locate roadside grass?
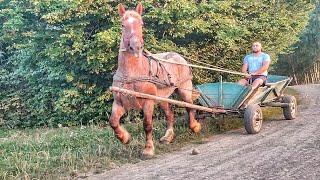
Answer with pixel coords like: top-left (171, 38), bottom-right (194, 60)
top-left (0, 87), bottom-right (299, 179)
top-left (0, 117), bottom-right (241, 179)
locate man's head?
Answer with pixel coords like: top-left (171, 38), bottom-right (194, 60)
top-left (252, 42), bottom-right (262, 53)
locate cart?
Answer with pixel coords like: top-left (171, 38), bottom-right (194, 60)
top-left (110, 75), bottom-right (297, 134)
top-left (196, 75), bottom-right (297, 134)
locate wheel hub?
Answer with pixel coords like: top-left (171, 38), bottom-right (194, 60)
top-left (253, 110), bottom-right (262, 130)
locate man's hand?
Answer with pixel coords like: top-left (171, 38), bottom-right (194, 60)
top-left (245, 73), bottom-right (252, 79)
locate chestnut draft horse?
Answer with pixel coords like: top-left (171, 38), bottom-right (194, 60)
top-left (110, 2), bottom-right (201, 158)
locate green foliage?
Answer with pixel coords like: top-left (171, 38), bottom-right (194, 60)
top-left (274, 1), bottom-right (320, 84)
top-left (0, 0), bottom-right (315, 128)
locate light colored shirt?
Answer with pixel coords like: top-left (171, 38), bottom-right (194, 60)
top-left (243, 52), bottom-right (270, 76)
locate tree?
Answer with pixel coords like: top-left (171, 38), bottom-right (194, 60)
top-left (274, 1), bottom-right (320, 84)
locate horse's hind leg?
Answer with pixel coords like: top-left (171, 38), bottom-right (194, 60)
top-left (177, 81), bottom-right (201, 133)
top-left (109, 101), bottom-right (131, 144)
top-left (142, 100), bottom-right (155, 158)
top-left (159, 102), bottom-right (175, 144)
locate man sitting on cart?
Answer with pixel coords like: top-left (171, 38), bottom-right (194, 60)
top-left (238, 41), bottom-right (271, 89)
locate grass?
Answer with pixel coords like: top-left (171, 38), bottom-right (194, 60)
top-left (0, 118), bottom-right (241, 179)
top-left (0, 87), bottom-right (300, 179)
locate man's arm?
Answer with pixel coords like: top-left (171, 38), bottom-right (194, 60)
top-left (242, 56), bottom-right (251, 78)
top-left (252, 60), bottom-right (270, 75)
top-left (241, 63), bottom-right (252, 79)
top-left (241, 63), bottom-right (248, 74)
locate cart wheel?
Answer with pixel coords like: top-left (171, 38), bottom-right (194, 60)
top-left (244, 104), bottom-right (263, 134)
top-left (282, 95), bottom-right (297, 120)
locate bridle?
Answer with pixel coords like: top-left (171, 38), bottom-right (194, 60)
top-left (119, 17), bottom-right (144, 53)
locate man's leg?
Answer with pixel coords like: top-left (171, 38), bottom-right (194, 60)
top-left (251, 78), bottom-right (264, 89)
top-left (238, 78), bottom-right (248, 86)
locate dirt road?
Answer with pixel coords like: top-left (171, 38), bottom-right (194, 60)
top-left (89, 84), bottom-right (320, 180)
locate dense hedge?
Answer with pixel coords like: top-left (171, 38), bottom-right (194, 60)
top-left (0, 1), bottom-right (315, 128)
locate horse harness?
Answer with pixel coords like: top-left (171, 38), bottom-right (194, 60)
top-left (113, 53), bottom-right (193, 92)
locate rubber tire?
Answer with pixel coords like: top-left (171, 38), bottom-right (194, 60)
top-left (282, 95), bottom-right (297, 120)
top-left (244, 104), bottom-right (263, 134)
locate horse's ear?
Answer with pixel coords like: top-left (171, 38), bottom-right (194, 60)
top-left (136, 2), bottom-right (143, 15)
top-left (118, 3), bottom-right (126, 17)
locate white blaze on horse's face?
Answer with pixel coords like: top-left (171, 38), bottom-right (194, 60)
top-left (127, 17), bottom-right (136, 25)
top-left (118, 3), bottom-right (144, 58)
top-left (124, 13), bottom-right (144, 58)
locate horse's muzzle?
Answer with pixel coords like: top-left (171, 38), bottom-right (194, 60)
top-left (130, 45), bottom-right (144, 58)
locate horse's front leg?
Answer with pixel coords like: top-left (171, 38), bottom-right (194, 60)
top-left (159, 102), bottom-right (175, 144)
top-left (109, 101), bottom-right (131, 144)
top-left (142, 99), bottom-right (155, 158)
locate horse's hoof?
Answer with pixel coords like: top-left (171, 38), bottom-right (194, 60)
top-left (159, 138), bottom-right (171, 145)
top-left (160, 137), bottom-right (171, 145)
top-left (120, 130), bottom-right (132, 144)
top-left (160, 129), bottom-right (174, 144)
top-left (141, 141), bottom-right (154, 159)
top-left (141, 148), bottom-right (154, 160)
top-left (191, 122), bottom-right (201, 133)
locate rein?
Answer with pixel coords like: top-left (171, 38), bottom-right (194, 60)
top-left (119, 30), bottom-right (144, 53)
top-left (143, 49), bottom-right (248, 77)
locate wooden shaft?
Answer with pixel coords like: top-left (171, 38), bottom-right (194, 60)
top-left (262, 102), bottom-right (291, 108)
top-left (110, 86), bottom-right (226, 114)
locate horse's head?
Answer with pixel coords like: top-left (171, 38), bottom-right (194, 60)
top-left (118, 2), bottom-right (144, 58)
